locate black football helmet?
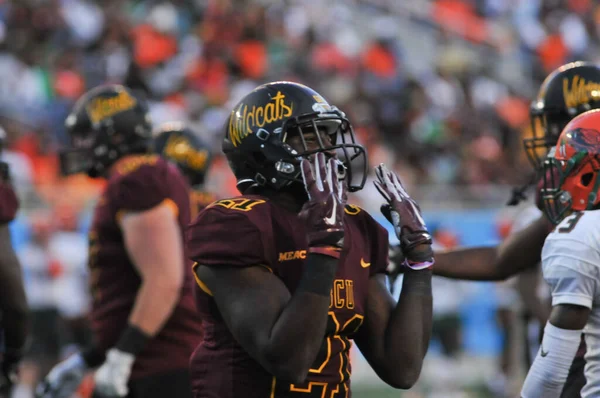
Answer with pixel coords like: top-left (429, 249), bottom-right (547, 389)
top-left (223, 81), bottom-right (367, 193)
top-left (59, 84), bottom-right (152, 178)
top-left (153, 122), bottom-right (212, 187)
top-left (525, 61), bottom-right (600, 171)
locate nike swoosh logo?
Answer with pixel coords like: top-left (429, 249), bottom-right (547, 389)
top-left (360, 258), bottom-right (371, 268)
top-left (541, 346), bottom-right (549, 357)
top-left (324, 200), bottom-right (337, 226)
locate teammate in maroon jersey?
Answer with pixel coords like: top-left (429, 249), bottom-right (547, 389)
top-left (37, 85), bottom-right (201, 398)
top-left (153, 122), bottom-right (216, 217)
top-left (0, 133), bottom-right (28, 396)
top-left (186, 82), bottom-right (434, 397)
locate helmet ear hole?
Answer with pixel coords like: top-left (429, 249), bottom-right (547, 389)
top-left (581, 172), bottom-right (594, 187)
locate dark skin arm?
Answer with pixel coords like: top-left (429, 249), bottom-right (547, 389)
top-left (433, 215), bottom-right (550, 281)
top-left (0, 224), bottom-right (28, 354)
top-left (196, 255), bottom-right (335, 384)
top-left (354, 269), bottom-right (432, 389)
top-left (549, 304), bottom-right (590, 330)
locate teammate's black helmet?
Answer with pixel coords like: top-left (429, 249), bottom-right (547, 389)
top-left (223, 81), bottom-right (367, 193)
top-left (525, 61), bottom-right (600, 171)
top-left (60, 84), bottom-right (152, 178)
top-left (153, 122), bottom-right (212, 187)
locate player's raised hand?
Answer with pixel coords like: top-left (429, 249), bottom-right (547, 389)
top-left (299, 153), bottom-right (346, 258)
top-left (374, 164), bottom-right (433, 270)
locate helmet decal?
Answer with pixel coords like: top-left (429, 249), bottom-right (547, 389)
top-left (311, 94), bottom-right (334, 113)
top-left (86, 89), bottom-right (138, 125)
top-left (164, 133), bottom-right (209, 172)
top-left (228, 91), bottom-right (294, 147)
top-left (563, 76), bottom-right (600, 110)
top-left (568, 127), bottom-right (600, 152)
top-left (153, 122), bottom-right (213, 187)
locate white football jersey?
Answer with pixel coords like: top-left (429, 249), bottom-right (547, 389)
top-left (542, 210), bottom-right (600, 397)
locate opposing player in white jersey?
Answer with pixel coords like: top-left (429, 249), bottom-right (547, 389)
top-left (428, 61), bottom-right (600, 397)
top-left (522, 109), bottom-right (600, 397)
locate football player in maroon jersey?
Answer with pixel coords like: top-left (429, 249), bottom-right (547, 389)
top-left (153, 122), bottom-right (216, 218)
top-left (186, 81), bottom-right (434, 397)
top-left (37, 85), bottom-right (201, 398)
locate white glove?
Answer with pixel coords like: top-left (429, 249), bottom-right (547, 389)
top-left (36, 353), bottom-right (88, 398)
top-left (93, 349), bottom-right (135, 397)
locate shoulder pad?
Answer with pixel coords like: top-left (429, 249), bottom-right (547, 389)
top-left (187, 198), bottom-right (271, 267)
top-left (108, 155), bottom-right (182, 214)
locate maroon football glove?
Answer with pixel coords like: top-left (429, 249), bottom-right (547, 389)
top-left (374, 164), bottom-right (433, 270)
top-left (299, 153), bottom-right (346, 259)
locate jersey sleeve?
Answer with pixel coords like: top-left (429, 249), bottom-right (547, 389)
top-left (186, 207), bottom-right (266, 268)
top-left (355, 207), bottom-right (389, 276)
top-left (108, 163), bottom-right (172, 214)
top-left (371, 222), bottom-right (390, 276)
top-left (542, 239), bottom-right (600, 309)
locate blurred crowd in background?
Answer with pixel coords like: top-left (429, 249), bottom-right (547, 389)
top-left (2, 0), bottom-right (600, 396)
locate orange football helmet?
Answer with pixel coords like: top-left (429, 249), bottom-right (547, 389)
top-left (541, 109), bottom-right (600, 224)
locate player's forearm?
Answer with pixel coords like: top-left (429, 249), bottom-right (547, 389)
top-left (381, 270), bottom-right (432, 388)
top-left (0, 226), bottom-right (28, 352)
top-left (261, 254), bottom-right (337, 383)
top-left (494, 215), bottom-right (548, 278)
top-left (434, 216), bottom-right (549, 281)
top-left (433, 247), bottom-right (504, 280)
top-left (128, 276), bottom-right (181, 336)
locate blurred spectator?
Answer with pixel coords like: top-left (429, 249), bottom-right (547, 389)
top-left (2, 0), bottom-right (597, 204)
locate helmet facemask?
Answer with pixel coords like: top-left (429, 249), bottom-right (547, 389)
top-left (541, 149), bottom-right (600, 224)
top-left (278, 110), bottom-right (367, 192)
top-left (524, 108), bottom-right (570, 172)
top-left (59, 128), bottom-right (99, 177)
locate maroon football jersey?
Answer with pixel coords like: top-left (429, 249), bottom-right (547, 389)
top-left (186, 195), bottom-right (389, 398)
top-left (0, 182), bottom-right (18, 224)
top-left (88, 154), bottom-right (202, 380)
